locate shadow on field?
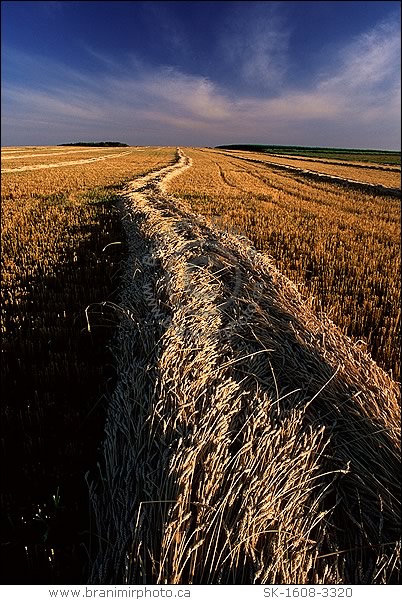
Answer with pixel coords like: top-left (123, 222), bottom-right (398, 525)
top-left (0, 195), bottom-right (124, 583)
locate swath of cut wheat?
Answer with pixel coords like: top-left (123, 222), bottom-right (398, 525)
top-left (1, 145), bottom-right (400, 584)
top-left (88, 149), bottom-right (400, 584)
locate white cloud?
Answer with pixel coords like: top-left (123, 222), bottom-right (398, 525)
top-left (4, 86), bottom-right (105, 121)
top-left (138, 71), bottom-right (232, 121)
top-left (317, 20), bottom-right (401, 114)
top-left (1, 18), bottom-right (400, 149)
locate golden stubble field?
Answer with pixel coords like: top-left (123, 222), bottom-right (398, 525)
top-left (166, 147), bottom-right (401, 379)
top-left (1, 145), bottom-right (400, 584)
top-left (220, 148), bottom-right (401, 188)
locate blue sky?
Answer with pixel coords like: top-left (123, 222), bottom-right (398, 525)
top-left (1, 1), bottom-right (401, 149)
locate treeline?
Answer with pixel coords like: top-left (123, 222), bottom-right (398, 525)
top-left (216, 144), bottom-right (269, 152)
top-left (58, 141), bottom-right (129, 147)
top-left (215, 144), bottom-right (397, 155)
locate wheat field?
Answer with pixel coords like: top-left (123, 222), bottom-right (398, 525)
top-left (1, 145), bottom-right (400, 584)
top-left (166, 148), bottom-right (401, 380)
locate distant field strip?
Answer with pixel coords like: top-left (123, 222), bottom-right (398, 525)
top-left (1, 146), bottom-right (177, 201)
top-left (1, 146), bottom-right (149, 161)
top-left (1, 148), bottom-right (112, 160)
top-left (215, 149), bottom-right (401, 191)
top-left (267, 152), bottom-right (401, 172)
top-left (1, 150), bottom-right (134, 173)
top-left (2, 149), bottom-right (130, 169)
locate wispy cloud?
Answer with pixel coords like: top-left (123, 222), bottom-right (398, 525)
top-left (1, 18), bottom-right (400, 148)
top-left (310, 18), bottom-right (401, 145)
top-left (220, 2), bottom-right (290, 94)
top-left (335, 20), bottom-right (400, 89)
top-left (4, 85), bottom-right (105, 121)
top-left (137, 70), bottom-right (232, 121)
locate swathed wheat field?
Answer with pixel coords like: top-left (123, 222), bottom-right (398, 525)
top-left (1, 145), bottom-right (400, 584)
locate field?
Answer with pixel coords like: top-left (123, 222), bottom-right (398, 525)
top-left (1, 145), bottom-right (401, 584)
top-left (1, 146), bottom-right (178, 582)
top-left (216, 148), bottom-right (401, 189)
top-left (166, 148), bottom-right (401, 379)
top-left (216, 145), bottom-right (402, 165)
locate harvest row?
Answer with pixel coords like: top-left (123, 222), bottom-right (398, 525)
top-left (167, 148), bottom-right (400, 379)
top-left (1, 146), bottom-right (177, 200)
top-left (214, 148), bottom-right (401, 189)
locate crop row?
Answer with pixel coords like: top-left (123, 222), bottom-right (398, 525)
top-left (215, 148), bottom-right (402, 188)
top-left (1, 147), bottom-right (177, 200)
top-left (166, 148), bottom-right (400, 380)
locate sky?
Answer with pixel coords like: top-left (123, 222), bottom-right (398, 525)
top-left (1, 0), bottom-right (401, 149)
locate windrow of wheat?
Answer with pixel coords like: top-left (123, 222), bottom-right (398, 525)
top-left (89, 151), bottom-right (400, 584)
top-left (1, 148), bottom-right (132, 171)
top-left (221, 148), bottom-right (401, 189)
top-left (165, 148), bottom-right (400, 379)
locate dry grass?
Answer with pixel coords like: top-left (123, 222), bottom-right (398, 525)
top-left (1, 146), bottom-right (178, 339)
top-left (1, 146), bottom-right (177, 200)
top-left (165, 148), bottom-right (400, 379)
top-left (2, 146), bottom-right (400, 584)
top-left (220, 148), bottom-right (401, 189)
top-left (1, 187), bottom-right (122, 580)
top-left (89, 151), bottom-right (400, 584)
top-left (1, 147), bottom-right (106, 160)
